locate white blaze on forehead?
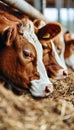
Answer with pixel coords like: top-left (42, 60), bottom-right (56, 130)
top-left (21, 19), bottom-right (52, 96)
top-left (59, 54), bottom-right (67, 70)
top-left (59, 33), bottom-right (65, 54)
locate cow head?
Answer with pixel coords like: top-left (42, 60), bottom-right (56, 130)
top-left (17, 18), bottom-right (53, 96)
top-left (64, 39), bottom-right (74, 70)
top-left (0, 16), bottom-right (53, 97)
top-left (64, 31), bottom-right (74, 70)
top-left (34, 20), bottom-right (68, 79)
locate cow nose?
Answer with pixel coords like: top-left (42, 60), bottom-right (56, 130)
top-left (44, 85), bottom-right (53, 96)
top-left (63, 70), bottom-right (68, 77)
top-left (45, 86), bottom-right (50, 93)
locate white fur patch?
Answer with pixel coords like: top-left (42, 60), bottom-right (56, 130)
top-left (51, 41), bottom-right (68, 79)
top-left (59, 34), bottom-right (67, 70)
top-left (51, 40), bottom-right (66, 68)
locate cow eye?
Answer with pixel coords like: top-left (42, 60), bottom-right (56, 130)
top-left (23, 50), bottom-right (32, 58)
top-left (57, 46), bottom-right (61, 51)
top-left (42, 44), bottom-right (48, 50)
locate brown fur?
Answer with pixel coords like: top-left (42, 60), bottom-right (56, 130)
top-left (64, 40), bottom-right (74, 58)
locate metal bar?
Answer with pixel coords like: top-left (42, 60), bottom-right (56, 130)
top-left (55, 0), bottom-right (63, 23)
top-left (1, 0), bottom-right (47, 21)
top-left (34, 0), bottom-right (46, 14)
top-left (40, 0), bottom-right (46, 14)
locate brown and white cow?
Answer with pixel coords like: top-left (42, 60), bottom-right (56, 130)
top-left (64, 31), bottom-right (74, 70)
top-left (33, 19), bottom-right (68, 79)
top-left (0, 14), bottom-right (53, 97)
top-left (16, 18), bottom-right (54, 96)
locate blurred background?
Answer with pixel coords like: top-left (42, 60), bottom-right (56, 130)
top-left (25, 0), bottom-right (74, 32)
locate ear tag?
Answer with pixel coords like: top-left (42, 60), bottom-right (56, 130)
top-left (42, 33), bottom-right (50, 39)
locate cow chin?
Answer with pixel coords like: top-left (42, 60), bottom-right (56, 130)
top-left (46, 65), bottom-right (68, 80)
top-left (30, 79), bottom-right (53, 97)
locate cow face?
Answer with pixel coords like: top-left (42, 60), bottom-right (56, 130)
top-left (0, 17), bottom-right (40, 91)
top-left (17, 18), bottom-right (53, 97)
top-left (64, 39), bottom-right (74, 70)
top-left (39, 39), bottom-right (67, 79)
top-left (0, 16), bottom-right (53, 97)
top-left (33, 19), bottom-right (67, 70)
top-left (36, 21), bottom-right (68, 79)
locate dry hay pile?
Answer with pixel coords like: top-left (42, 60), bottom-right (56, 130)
top-left (0, 68), bottom-right (74, 130)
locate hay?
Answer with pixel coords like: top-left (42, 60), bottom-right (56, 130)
top-left (0, 68), bottom-right (74, 130)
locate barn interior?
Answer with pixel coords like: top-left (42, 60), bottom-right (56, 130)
top-left (0, 1), bottom-right (74, 130)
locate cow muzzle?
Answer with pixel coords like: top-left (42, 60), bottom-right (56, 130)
top-left (30, 80), bottom-right (53, 97)
top-left (56, 69), bottom-right (68, 80)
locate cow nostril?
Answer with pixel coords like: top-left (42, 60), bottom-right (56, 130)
top-left (45, 86), bottom-right (50, 93)
top-left (63, 71), bottom-right (67, 76)
top-left (43, 85), bottom-right (53, 97)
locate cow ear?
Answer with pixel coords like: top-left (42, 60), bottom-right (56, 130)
top-left (2, 25), bottom-right (17, 46)
top-left (37, 22), bottom-right (62, 41)
top-left (33, 19), bottom-right (46, 34)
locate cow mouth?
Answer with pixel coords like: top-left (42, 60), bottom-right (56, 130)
top-left (30, 79), bottom-right (53, 97)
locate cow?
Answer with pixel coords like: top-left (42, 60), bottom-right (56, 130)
top-left (64, 31), bottom-right (74, 70)
top-left (53, 30), bottom-right (74, 71)
top-left (33, 19), bottom-right (68, 79)
top-left (16, 18), bottom-right (54, 96)
top-left (53, 34), bottom-right (67, 70)
top-left (0, 14), bottom-right (53, 97)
